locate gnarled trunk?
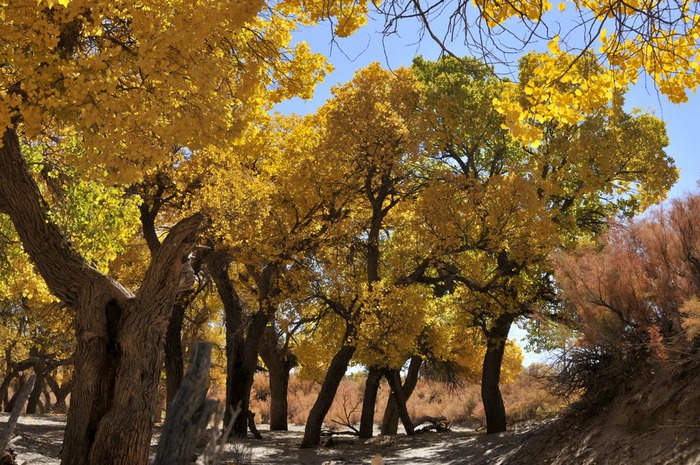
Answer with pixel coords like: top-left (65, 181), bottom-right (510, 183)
top-left (1, 126), bottom-right (202, 465)
top-left (481, 313), bottom-right (514, 434)
top-left (302, 344), bottom-right (355, 447)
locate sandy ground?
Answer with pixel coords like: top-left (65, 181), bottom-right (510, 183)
top-left (1, 414), bottom-right (540, 465)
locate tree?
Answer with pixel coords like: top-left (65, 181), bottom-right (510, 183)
top-left (294, 63), bottom-right (429, 446)
top-left (0, 1), bottom-right (367, 463)
top-left (404, 55), bottom-right (677, 433)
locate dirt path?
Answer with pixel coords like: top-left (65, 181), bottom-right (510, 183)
top-left (1, 414), bottom-right (538, 464)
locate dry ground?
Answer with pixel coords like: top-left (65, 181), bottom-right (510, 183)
top-left (1, 414), bottom-right (540, 465)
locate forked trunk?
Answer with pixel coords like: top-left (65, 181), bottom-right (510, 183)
top-left (380, 356), bottom-right (422, 435)
top-left (481, 313), bottom-right (514, 434)
top-left (386, 369), bottom-right (414, 435)
top-left (302, 344), bottom-right (355, 447)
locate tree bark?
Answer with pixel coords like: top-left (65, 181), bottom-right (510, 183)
top-left (381, 356), bottom-right (422, 435)
top-left (1, 125), bottom-right (203, 465)
top-left (302, 344), bottom-right (355, 447)
top-left (359, 366), bottom-right (382, 438)
top-left (481, 313), bottom-right (514, 434)
top-left (209, 251), bottom-right (280, 439)
top-left (45, 373), bottom-right (72, 413)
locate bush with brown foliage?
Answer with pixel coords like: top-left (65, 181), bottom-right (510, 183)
top-left (553, 192), bottom-right (700, 403)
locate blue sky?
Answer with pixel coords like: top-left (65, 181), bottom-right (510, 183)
top-left (277, 11), bottom-right (699, 365)
top-left (278, 11), bottom-right (699, 199)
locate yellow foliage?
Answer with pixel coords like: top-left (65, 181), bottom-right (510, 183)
top-left (0, 0), bottom-right (366, 183)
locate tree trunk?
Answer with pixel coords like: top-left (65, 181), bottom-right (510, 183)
top-left (46, 374), bottom-right (72, 413)
top-left (1, 125), bottom-right (203, 465)
top-left (481, 313), bottom-right (514, 434)
top-left (0, 373), bottom-right (16, 412)
top-left (209, 251), bottom-right (279, 439)
top-left (359, 366), bottom-right (382, 438)
top-left (164, 296), bottom-right (188, 405)
top-left (5, 375), bottom-right (25, 413)
top-left (302, 344), bottom-right (355, 447)
top-left (259, 327), bottom-right (296, 431)
top-left (386, 369), bottom-right (414, 435)
top-left (267, 366), bottom-right (290, 430)
top-left (25, 370), bottom-right (45, 414)
top-left (0, 374), bottom-right (36, 452)
top-left (381, 356), bottom-right (422, 435)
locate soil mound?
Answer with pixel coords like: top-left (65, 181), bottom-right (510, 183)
top-left (506, 354), bottom-right (700, 465)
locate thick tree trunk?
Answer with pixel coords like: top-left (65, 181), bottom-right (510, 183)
top-left (481, 313), bottom-right (514, 434)
top-left (359, 366), bottom-right (382, 438)
top-left (1, 125), bottom-right (202, 465)
top-left (302, 344), bottom-right (355, 447)
top-left (380, 356), bottom-right (422, 435)
top-left (259, 327), bottom-right (296, 431)
top-left (386, 369), bottom-right (414, 435)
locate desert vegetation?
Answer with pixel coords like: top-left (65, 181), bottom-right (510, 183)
top-left (1, 1), bottom-right (700, 465)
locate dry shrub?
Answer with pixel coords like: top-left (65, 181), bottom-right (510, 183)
top-left (247, 366), bottom-right (565, 429)
top-left (553, 192), bottom-right (700, 404)
top-left (502, 364), bottom-right (568, 423)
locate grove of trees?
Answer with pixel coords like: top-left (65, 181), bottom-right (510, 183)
top-left (1, 1), bottom-right (698, 465)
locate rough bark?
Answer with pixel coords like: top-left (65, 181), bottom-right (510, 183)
top-left (481, 313), bottom-right (514, 434)
top-left (258, 327), bottom-right (297, 431)
top-left (381, 356), bottom-right (422, 435)
top-left (154, 342), bottom-right (217, 465)
top-left (359, 366), bottom-right (382, 438)
top-left (301, 344), bottom-right (356, 447)
top-left (1, 125), bottom-right (203, 465)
